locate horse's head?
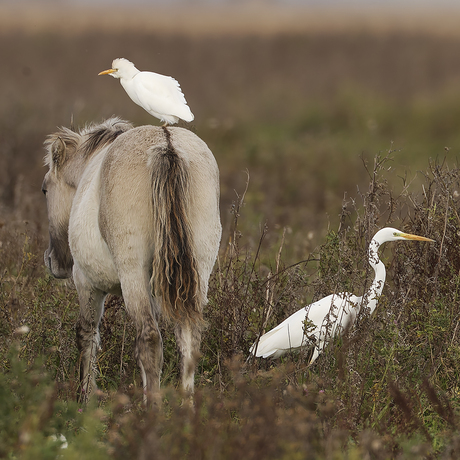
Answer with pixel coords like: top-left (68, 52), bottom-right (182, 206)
top-left (42, 128), bottom-right (80, 278)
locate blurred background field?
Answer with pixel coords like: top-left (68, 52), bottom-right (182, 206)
top-left (2, 2), bottom-right (460, 457)
top-left (2, 2), bottom-right (460, 256)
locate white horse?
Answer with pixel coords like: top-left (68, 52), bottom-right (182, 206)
top-left (42, 117), bottom-right (221, 404)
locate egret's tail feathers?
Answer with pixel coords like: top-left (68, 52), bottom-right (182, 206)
top-left (250, 327), bottom-right (285, 358)
top-left (181, 107), bottom-right (194, 123)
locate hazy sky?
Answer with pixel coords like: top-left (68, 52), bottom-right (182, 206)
top-left (76, 0), bottom-right (458, 4)
top-left (4, 0), bottom-right (460, 5)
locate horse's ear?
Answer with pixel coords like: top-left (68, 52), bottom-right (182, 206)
top-left (51, 136), bottom-right (66, 168)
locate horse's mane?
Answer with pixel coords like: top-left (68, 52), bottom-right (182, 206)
top-left (44, 117), bottom-right (133, 168)
top-left (80, 117), bottom-right (133, 158)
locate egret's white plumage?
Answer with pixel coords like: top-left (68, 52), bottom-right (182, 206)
top-left (99, 58), bottom-right (194, 125)
top-left (250, 227), bottom-right (434, 363)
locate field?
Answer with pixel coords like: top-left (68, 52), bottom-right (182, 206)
top-left (1, 4), bottom-right (460, 458)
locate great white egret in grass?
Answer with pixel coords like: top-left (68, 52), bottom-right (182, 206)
top-left (98, 58), bottom-right (194, 125)
top-left (250, 227), bottom-right (434, 363)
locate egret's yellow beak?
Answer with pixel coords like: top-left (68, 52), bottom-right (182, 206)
top-left (98, 68), bottom-right (116, 76)
top-left (400, 232), bottom-right (435, 242)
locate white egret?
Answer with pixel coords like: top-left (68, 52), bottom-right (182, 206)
top-left (98, 58), bottom-right (194, 125)
top-left (250, 227), bottom-right (434, 363)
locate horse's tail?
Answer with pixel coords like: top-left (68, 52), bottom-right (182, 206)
top-left (150, 127), bottom-right (202, 325)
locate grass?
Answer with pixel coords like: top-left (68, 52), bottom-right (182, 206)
top-left (2, 153), bottom-right (460, 458)
top-left (1, 17), bottom-right (460, 458)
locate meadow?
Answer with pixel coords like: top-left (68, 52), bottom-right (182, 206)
top-left (1, 5), bottom-right (460, 458)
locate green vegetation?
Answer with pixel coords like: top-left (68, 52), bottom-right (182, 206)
top-left (1, 26), bottom-right (460, 458)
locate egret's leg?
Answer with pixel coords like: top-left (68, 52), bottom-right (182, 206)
top-left (309, 347), bottom-right (321, 366)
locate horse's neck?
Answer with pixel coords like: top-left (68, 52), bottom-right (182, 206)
top-left (73, 146), bottom-right (107, 187)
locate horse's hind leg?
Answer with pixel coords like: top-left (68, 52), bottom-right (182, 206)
top-left (121, 274), bottom-right (163, 406)
top-left (74, 267), bottom-right (106, 403)
top-left (175, 321), bottom-right (202, 395)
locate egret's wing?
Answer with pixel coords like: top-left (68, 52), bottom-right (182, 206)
top-left (132, 72), bottom-right (194, 121)
top-left (310, 293), bottom-right (361, 338)
top-left (251, 292), bottom-right (362, 359)
top-left (251, 294), bottom-right (339, 358)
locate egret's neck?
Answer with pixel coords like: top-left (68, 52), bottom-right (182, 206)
top-left (366, 239), bottom-right (386, 314)
top-left (120, 67), bottom-right (140, 81)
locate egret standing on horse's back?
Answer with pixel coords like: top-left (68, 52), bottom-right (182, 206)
top-left (99, 58), bottom-right (194, 126)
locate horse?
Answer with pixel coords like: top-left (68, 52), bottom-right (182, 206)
top-left (42, 117), bottom-right (222, 405)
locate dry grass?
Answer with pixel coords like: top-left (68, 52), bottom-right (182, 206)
top-left (1, 154), bottom-right (460, 458)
